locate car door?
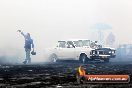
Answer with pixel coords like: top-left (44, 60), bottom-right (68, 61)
top-left (62, 46), bottom-right (75, 60)
top-left (56, 41), bottom-right (67, 59)
top-left (57, 41), bottom-right (75, 60)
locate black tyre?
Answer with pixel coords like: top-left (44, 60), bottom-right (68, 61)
top-left (79, 54), bottom-right (87, 63)
top-left (50, 54), bottom-right (58, 63)
top-left (104, 58), bottom-right (110, 63)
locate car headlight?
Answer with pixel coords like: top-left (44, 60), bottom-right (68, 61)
top-left (109, 51), bottom-right (111, 53)
top-left (112, 51), bottom-right (114, 53)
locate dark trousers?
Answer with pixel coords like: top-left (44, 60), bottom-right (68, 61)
top-left (24, 48), bottom-right (31, 64)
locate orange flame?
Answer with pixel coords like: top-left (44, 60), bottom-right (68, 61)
top-left (78, 66), bottom-right (86, 76)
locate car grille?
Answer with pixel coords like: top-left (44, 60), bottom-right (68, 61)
top-left (99, 51), bottom-right (109, 55)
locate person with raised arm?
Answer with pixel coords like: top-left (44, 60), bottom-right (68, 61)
top-left (17, 30), bottom-right (34, 64)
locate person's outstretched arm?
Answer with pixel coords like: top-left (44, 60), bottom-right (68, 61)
top-left (17, 30), bottom-right (26, 38)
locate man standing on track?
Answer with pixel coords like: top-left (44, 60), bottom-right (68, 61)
top-left (17, 30), bottom-right (34, 64)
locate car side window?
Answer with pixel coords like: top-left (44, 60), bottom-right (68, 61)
top-left (66, 41), bottom-right (75, 48)
top-left (58, 42), bottom-right (66, 48)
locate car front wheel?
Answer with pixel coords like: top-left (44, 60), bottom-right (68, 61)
top-left (104, 58), bottom-right (109, 63)
top-left (79, 54), bottom-right (87, 63)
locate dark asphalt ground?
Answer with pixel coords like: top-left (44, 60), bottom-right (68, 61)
top-left (0, 60), bottom-right (132, 88)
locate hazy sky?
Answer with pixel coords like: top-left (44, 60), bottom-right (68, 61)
top-left (0, 0), bottom-right (132, 62)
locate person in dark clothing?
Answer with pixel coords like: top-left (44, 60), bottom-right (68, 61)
top-left (17, 30), bottom-right (34, 64)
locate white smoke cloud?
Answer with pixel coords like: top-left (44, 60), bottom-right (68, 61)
top-left (0, 0), bottom-right (132, 63)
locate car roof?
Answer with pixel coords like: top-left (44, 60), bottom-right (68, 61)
top-left (58, 39), bottom-right (91, 42)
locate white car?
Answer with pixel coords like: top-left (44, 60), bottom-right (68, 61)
top-left (48, 40), bottom-right (92, 63)
top-left (48, 39), bottom-right (115, 63)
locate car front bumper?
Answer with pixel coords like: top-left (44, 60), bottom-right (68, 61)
top-left (90, 55), bottom-right (111, 60)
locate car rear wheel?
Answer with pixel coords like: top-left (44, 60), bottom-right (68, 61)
top-left (50, 54), bottom-right (58, 63)
top-left (79, 54), bottom-right (87, 63)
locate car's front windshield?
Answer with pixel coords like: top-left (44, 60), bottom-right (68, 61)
top-left (82, 40), bottom-right (90, 46)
